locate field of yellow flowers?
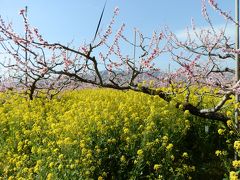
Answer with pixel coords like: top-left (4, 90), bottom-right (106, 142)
top-left (0, 88), bottom-right (238, 179)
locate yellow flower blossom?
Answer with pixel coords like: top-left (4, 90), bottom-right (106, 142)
top-left (46, 173), bottom-right (54, 180)
top-left (98, 176), bottom-right (104, 180)
top-left (120, 155), bottom-right (126, 163)
top-left (226, 111), bottom-right (232, 117)
top-left (154, 164), bottom-right (161, 171)
top-left (232, 160), bottom-right (240, 168)
top-left (178, 104), bottom-right (184, 110)
top-left (137, 149), bottom-right (144, 156)
top-left (48, 162), bottom-right (54, 168)
top-left (230, 171), bottom-right (238, 180)
top-left (217, 129), bottom-right (225, 135)
top-left (123, 128), bottom-right (129, 134)
top-left (59, 154), bottom-right (64, 160)
top-left (166, 143), bottom-right (173, 151)
top-left (58, 164), bottom-right (63, 171)
top-left (234, 141), bottom-right (240, 151)
top-left (182, 152), bottom-right (189, 159)
top-left (0, 89), bottom-right (220, 178)
top-left (85, 170), bottom-right (91, 176)
top-left (184, 110), bottom-right (190, 117)
top-left (162, 136), bottom-right (168, 142)
top-left (227, 120), bottom-right (232, 127)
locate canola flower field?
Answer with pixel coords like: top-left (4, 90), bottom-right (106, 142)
top-left (0, 89), bottom-right (199, 179)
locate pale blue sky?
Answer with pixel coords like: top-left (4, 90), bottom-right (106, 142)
top-left (0, 0), bottom-right (235, 70)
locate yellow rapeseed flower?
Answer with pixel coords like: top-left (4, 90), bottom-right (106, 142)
top-left (59, 154), bottom-right (64, 160)
top-left (70, 164), bottom-right (75, 169)
top-left (230, 171), bottom-right (238, 180)
top-left (8, 176), bottom-right (15, 180)
top-left (215, 150), bottom-right (222, 156)
top-left (137, 149), bottom-right (144, 156)
top-left (154, 164), bottom-right (161, 171)
top-left (162, 136), bottom-right (168, 142)
top-left (234, 141), bottom-right (240, 151)
top-left (123, 128), bottom-right (129, 134)
top-left (166, 143), bottom-right (173, 150)
top-left (58, 164), bottom-right (63, 171)
top-left (182, 152), bottom-right (189, 159)
top-left (102, 172), bottom-right (107, 177)
top-left (16, 161), bottom-right (23, 168)
top-left (98, 176), bottom-right (104, 180)
top-left (85, 170), bottom-right (91, 176)
top-left (184, 110), bottom-right (190, 117)
top-left (22, 167), bottom-right (28, 173)
top-left (227, 120), bottom-right (232, 127)
top-left (232, 160), bottom-right (240, 168)
top-left (226, 111), bottom-right (232, 117)
top-left (46, 173), bottom-right (54, 180)
top-left (48, 162), bottom-right (54, 168)
top-left (178, 104), bottom-right (184, 110)
top-left (120, 155), bottom-right (126, 163)
top-left (217, 129), bottom-right (225, 135)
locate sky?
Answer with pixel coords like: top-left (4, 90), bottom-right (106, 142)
top-left (0, 0), bottom-right (236, 70)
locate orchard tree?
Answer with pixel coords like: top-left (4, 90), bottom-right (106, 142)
top-left (0, 0), bottom-right (238, 124)
top-left (0, 8), bottom-right (76, 99)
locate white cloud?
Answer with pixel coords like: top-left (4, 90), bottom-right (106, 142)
top-left (175, 23), bottom-right (235, 41)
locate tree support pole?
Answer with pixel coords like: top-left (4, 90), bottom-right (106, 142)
top-left (235, 0), bottom-right (240, 160)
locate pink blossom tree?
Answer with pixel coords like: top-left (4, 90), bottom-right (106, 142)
top-left (0, 1), bottom-right (238, 124)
